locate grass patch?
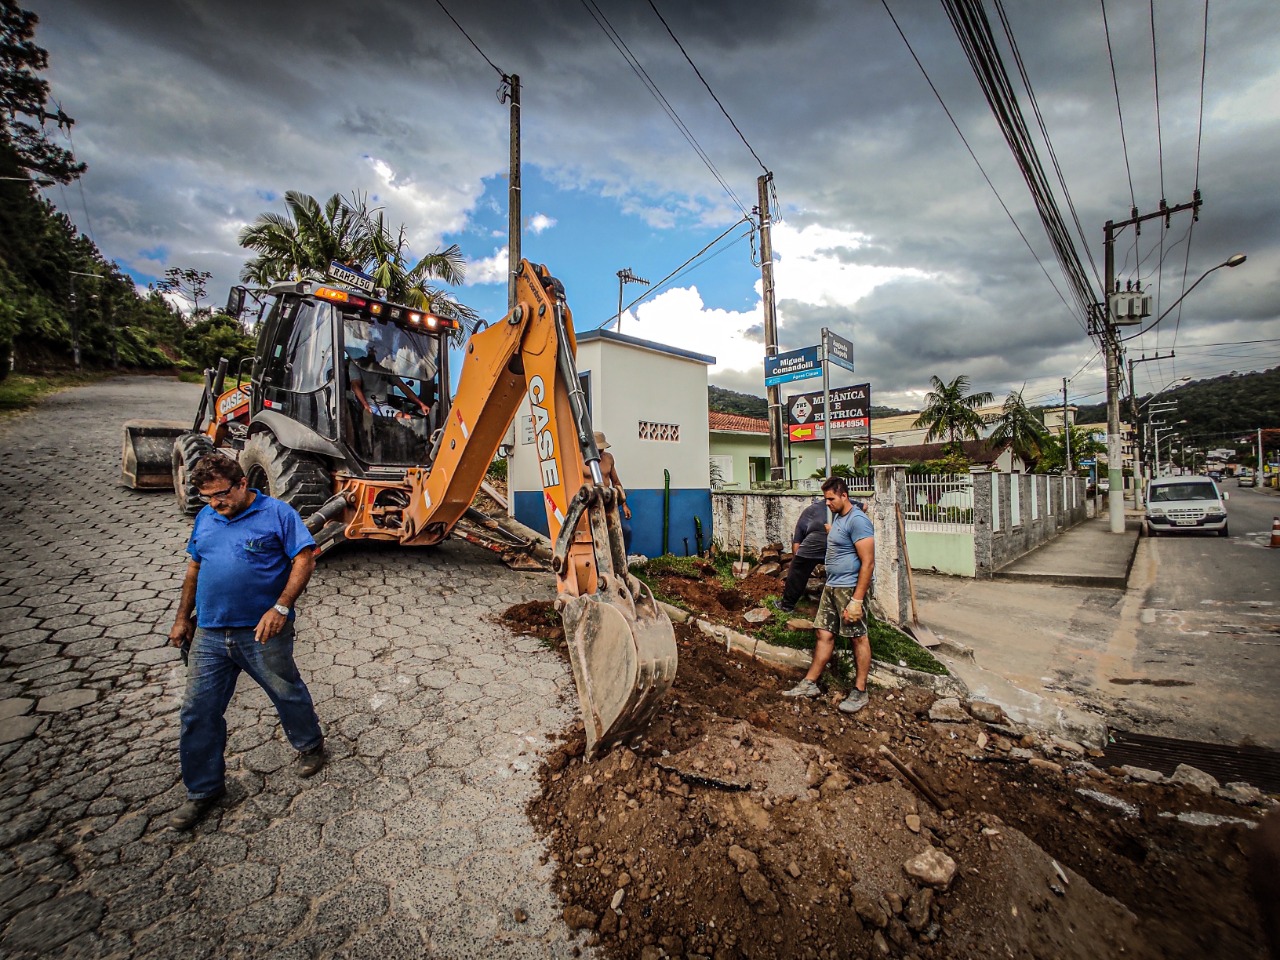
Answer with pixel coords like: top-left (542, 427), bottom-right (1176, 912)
top-left (0, 373), bottom-right (102, 416)
top-left (751, 597), bottom-right (947, 676)
top-left (178, 370), bottom-right (205, 384)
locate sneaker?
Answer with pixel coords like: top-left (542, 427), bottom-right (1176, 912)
top-left (839, 688), bottom-right (869, 715)
top-left (297, 744), bottom-right (326, 778)
top-left (777, 602), bottom-right (796, 613)
top-left (169, 792), bottom-right (223, 831)
top-left (781, 679), bottom-right (821, 698)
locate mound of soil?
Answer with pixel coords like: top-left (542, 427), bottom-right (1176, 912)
top-left (504, 601), bottom-right (1271, 960)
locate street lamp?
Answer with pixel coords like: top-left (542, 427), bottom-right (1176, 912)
top-left (1123, 254), bottom-right (1247, 342)
top-left (1153, 421), bottom-right (1187, 478)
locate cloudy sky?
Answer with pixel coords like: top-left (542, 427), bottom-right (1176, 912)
top-left (31, 0), bottom-right (1280, 411)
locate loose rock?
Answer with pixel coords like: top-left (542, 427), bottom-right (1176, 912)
top-left (1169, 763), bottom-right (1220, 795)
top-left (928, 698), bottom-right (970, 723)
top-left (903, 847), bottom-right (957, 890)
top-left (966, 700), bottom-right (1007, 725)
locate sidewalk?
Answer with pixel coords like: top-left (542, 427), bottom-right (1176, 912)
top-left (992, 514), bottom-right (1141, 589)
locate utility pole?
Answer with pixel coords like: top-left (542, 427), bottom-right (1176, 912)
top-left (1127, 351), bottom-right (1174, 508)
top-left (615, 268), bottom-right (648, 333)
top-left (503, 74), bottom-right (520, 311)
top-left (1062, 378), bottom-right (1071, 470)
top-left (758, 172), bottom-right (784, 480)
top-left (1100, 193), bottom-right (1202, 533)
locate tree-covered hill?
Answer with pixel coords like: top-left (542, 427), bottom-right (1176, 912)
top-left (1068, 367), bottom-right (1280, 443)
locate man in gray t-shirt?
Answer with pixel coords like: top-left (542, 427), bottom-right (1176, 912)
top-left (779, 498), bottom-right (827, 612)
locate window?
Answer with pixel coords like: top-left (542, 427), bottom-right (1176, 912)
top-left (750, 457), bottom-right (771, 483)
top-left (284, 301), bottom-right (334, 394)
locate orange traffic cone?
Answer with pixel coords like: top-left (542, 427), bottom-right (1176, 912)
top-left (1271, 517), bottom-right (1280, 549)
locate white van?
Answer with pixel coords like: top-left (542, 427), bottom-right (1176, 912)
top-left (1145, 476), bottom-right (1229, 537)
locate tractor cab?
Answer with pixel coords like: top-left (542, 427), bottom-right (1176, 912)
top-left (246, 263), bottom-right (460, 476)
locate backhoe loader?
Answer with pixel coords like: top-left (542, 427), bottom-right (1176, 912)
top-left (121, 259), bottom-right (676, 758)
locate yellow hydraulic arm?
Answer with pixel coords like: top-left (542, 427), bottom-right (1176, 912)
top-left (401, 261), bottom-right (676, 758)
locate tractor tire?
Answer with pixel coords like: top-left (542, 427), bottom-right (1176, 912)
top-left (238, 432), bottom-right (331, 519)
top-left (172, 432), bottom-right (216, 516)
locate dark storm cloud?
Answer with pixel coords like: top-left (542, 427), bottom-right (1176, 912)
top-left (29, 0), bottom-right (1280, 403)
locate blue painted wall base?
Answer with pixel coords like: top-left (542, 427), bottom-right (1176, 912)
top-left (513, 488), bottom-right (713, 559)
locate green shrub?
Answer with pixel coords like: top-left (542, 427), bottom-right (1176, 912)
top-left (486, 457), bottom-right (508, 481)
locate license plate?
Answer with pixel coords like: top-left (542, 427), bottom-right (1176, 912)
top-left (1175, 519), bottom-right (1196, 526)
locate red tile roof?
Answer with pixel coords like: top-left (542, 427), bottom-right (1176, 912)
top-left (709, 411), bottom-right (770, 434)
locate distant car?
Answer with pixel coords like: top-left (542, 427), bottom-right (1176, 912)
top-left (1145, 476), bottom-right (1229, 537)
top-left (1238, 473), bottom-right (1257, 487)
top-left (1209, 470), bottom-right (1223, 481)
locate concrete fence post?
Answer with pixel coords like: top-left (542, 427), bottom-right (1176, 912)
top-left (973, 469), bottom-right (994, 579)
top-left (872, 465), bottom-right (912, 626)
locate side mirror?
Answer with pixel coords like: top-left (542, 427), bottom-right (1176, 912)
top-left (1222, 491), bottom-right (1230, 501)
top-left (225, 285), bottom-right (246, 319)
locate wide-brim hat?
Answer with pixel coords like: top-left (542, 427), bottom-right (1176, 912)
top-left (593, 431), bottom-right (610, 449)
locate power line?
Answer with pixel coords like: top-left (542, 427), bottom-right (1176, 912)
top-left (879, 0), bottom-right (1081, 332)
top-left (1099, 0), bottom-right (1136, 215)
top-left (578, 0), bottom-right (750, 219)
top-left (645, 0), bottom-right (769, 175)
top-left (942, 0), bottom-right (1097, 329)
top-left (1149, 0), bottom-right (1165, 202)
top-left (993, 0), bottom-right (1100, 291)
top-left (432, 0), bottom-right (505, 78)
top-left (1170, 1), bottom-right (1212, 353)
top-left (593, 216), bottom-right (754, 329)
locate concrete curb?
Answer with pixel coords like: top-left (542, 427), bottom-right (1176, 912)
top-left (991, 530), bottom-right (1140, 590)
top-left (656, 600), bottom-right (968, 700)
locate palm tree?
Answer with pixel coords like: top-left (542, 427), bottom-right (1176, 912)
top-left (237, 191), bottom-right (480, 340)
top-left (913, 375), bottom-right (994, 452)
top-left (237, 191), bottom-right (364, 281)
top-left (987, 389), bottom-right (1048, 466)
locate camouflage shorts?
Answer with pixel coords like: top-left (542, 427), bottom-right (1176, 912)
top-left (814, 586), bottom-right (868, 639)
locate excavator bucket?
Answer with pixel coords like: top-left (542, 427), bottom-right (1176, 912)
top-left (120, 420), bottom-right (187, 489)
top-left (560, 575), bottom-right (678, 761)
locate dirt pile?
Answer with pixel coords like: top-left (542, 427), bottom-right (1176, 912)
top-left (503, 602), bottom-right (1272, 960)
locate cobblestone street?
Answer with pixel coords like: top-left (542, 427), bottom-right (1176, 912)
top-left (0, 377), bottom-right (591, 958)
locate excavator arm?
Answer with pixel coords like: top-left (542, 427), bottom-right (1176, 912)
top-left (401, 261), bottom-right (676, 759)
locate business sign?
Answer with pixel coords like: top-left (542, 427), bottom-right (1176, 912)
top-left (785, 383), bottom-right (871, 440)
top-left (825, 331), bottom-right (854, 372)
top-left (764, 346), bottom-right (821, 387)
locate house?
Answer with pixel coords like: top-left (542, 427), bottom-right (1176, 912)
top-left (708, 411), bottom-right (874, 488)
top-left (868, 438), bottom-right (1030, 473)
top-left (507, 329), bottom-right (714, 557)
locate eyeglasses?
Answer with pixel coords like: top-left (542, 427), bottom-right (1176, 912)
top-left (197, 482), bottom-right (240, 503)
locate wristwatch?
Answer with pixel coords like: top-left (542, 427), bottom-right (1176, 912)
top-left (272, 603), bottom-right (290, 617)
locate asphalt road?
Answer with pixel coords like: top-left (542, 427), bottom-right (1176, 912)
top-left (1120, 482), bottom-right (1280, 746)
top-left (0, 377), bottom-right (592, 959)
top-left (916, 483), bottom-right (1280, 750)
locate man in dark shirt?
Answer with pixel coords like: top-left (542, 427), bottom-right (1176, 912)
top-left (779, 498), bottom-right (827, 612)
top-left (166, 454), bottom-right (325, 830)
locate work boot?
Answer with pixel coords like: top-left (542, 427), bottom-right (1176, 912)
top-left (781, 679), bottom-right (821, 698)
top-left (169, 792), bottom-right (223, 831)
top-left (839, 687), bottom-right (869, 715)
top-left (297, 743), bottom-right (326, 778)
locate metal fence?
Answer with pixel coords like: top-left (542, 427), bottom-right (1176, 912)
top-left (903, 473), bottom-right (975, 533)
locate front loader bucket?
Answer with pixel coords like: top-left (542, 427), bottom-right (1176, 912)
top-left (561, 577), bottom-right (677, 761)
top-left (121, 420), bottom-right (187, 489)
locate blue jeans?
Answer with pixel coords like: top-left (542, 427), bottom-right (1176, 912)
top-left (180, 625), bottom-right (323, 800)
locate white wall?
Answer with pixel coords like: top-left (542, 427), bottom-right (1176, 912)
top-left (510, 337), bottom-right (711, 496)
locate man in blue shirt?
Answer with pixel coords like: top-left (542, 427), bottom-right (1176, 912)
top-left (779, 498), bottom-right (828, 612)
top-left (167, 454), bottom-right (325, 830)
top-left (781, 476), bottom-right (876, 714)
